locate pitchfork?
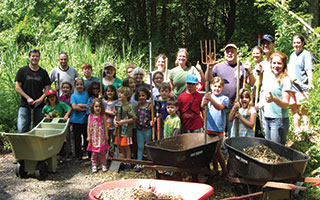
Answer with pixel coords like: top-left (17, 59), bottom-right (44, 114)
top-left (200, 40), bottom-right (216, 144)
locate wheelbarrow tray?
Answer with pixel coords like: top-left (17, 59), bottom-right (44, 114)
top-left (89, 179), bottom-right (214, 200)
top-left (5, 118), bottom-right (69, 161)
top-left (225, 137), bottom-right (310, 181)
top-left (146, 133), bottom-right (222, 169)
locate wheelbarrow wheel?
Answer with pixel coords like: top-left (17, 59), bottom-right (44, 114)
top-left (35, 161), bottom-right (48, 180)
top-left (15, 160), bottom-right (27, 178)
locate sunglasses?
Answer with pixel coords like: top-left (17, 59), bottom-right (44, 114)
top-left (187, 83), bottom-right (197, 85)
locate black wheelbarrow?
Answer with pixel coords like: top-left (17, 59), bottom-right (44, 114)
top-left (225, 137), bottom-right (310, 181)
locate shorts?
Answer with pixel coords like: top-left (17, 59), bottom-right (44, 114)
top-left (290, 91), bottom-right (308, 105)
top-left (114, 135), bottom-right (132, 146)
top-left (207, 130), bottom-right (224, 136)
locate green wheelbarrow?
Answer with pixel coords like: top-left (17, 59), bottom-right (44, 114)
top-left (5, 118), bottom-right (69, 180)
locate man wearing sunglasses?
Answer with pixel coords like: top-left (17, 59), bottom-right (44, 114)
top-left (15, 49), bottom-right (51, 133)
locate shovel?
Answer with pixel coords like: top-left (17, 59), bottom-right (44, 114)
top-left (109, 105), bottom-right (122, 172)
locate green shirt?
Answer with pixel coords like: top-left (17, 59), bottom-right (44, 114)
top-left (114, 102), bottom-right (136, 137)
top-left (42, 101), bottom-right (70, 118)
top-left (169, 66), bottom-right (199, 99)
top-left (164, 114), bottom-right (181, 138)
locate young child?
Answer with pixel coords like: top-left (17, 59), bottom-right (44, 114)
top-left (103, 85), bottom-right (118, 153)
top-left (113, 86), bottom-right (136, 170)
top-left (59, 81), bottom-right (74, 157)
top-left (154, 82), bottom-right (171, 139)
top-left (70, 78), bottom-right (89, 161)
top-left (122, 77), bottom-right (138, 159)
top-left (87, 98), bottom-right (109, 173)
top-left (123, 77), bottom-right (137, 108)
top-left (201, 77), bottom-right (229, 180)
top-left (152, 71), bottom-right (164, 99)
top-left (86, 81), bottom-right (102, 115)
top-left (229, 88), bottom-right (257, 137)
top-left (177, 74), bottom-right (203, 133)
top-left (82, 63), bottom-right (99, 90)
top-left (42, 89), bottom-right (71, 121)
top-left (164, 100), bottom-right (181, 138)
top-left (134, 86), bottom-right (154, 172)
top-left (60, 81), bottom-right (73, 106)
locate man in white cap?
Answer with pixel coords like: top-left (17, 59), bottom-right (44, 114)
top-left (206, 43), bottom-right (255, 136)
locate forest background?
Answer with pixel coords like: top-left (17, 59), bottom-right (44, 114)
top-left (0, 0), bottom-right (320, 196)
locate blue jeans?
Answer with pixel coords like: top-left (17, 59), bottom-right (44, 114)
top-left (136, 129), bottom-right (152, 160)
top-left (265, 117), bottom-right (289, 145)
top-left (17, 106), bottom-right (44, 133)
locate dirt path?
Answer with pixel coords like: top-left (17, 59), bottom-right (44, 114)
top-left (0, 152), bottom-right (237, 199)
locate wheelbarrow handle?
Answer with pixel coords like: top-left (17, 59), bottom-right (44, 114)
top-left (221, 191), bottom-right (263, 200)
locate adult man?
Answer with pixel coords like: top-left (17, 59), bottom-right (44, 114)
top-left (206, 44), bottom-right (255, 136)
top-left (50, 52), bottom-right (78, 94)
top-left (261, 34), bottom-right (275, 62)
top-left (15, 49), bottom-right (51, 133)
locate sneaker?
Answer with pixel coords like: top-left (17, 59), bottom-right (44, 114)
top-left (134, 164), bottom-right (143, 172)
top-left (102, 165), bottom-right (107, 172)
top-left (92, 166), bottom-right (98, 173)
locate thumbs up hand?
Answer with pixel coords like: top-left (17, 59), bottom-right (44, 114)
top-left (266, 92), bottom-right (275, 103)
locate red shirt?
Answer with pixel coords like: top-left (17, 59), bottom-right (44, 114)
top-left (177, 91), bottom-right (203, 130)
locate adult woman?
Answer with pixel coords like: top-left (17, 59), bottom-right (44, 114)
top-left (131, 67), bottom-right (150, 90)
top-left (263, 52), bottom-right (292, 145)
top-left (288, 35), bottom-right (313, 132)
top-left (169, 48), bottom-right (205, 99)
top-left (102, 62), bottom-right (122, 89)
top-left (147, 54), bottom-right (170, 83)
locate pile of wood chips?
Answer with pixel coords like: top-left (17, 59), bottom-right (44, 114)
top-left (96, 185), bottom-right (184, 200)
top-left (243, 145), bottom-right (290, 164)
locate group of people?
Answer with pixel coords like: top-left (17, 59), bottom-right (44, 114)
top-left (15, 33), bottom-right (313, 175)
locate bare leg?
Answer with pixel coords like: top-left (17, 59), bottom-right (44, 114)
top-left (290, 103), bottom-right (301, 132)
top-left (301, 107), bottom-right (310, 131)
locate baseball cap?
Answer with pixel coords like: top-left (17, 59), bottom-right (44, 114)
top-left (261, 34), bottom-right (275, 43)
top-left (185, 74), bottom-right (198, 84)
top-left (104, 62), bottom-right (115, 69)
top-left (224, 43), bottom-right (238, 50)
top-left (46, 89), bottom-right (57, 96)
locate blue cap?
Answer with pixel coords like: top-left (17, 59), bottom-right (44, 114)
top-left (185, 74), bottom-right (198, 84)
top-left (261, 34), bottom-right (275, 43)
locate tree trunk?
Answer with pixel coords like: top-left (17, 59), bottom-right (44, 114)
top-left (136, 0), bottom-right (148, 40)
top-left (225, 0), bottom-right (236, 43)
top-left (150, 0), bottom-right (157, 39)
top-left (309, 0), bottom-right (319, 27)
top-left (160, 1), bottom-right (168, 49)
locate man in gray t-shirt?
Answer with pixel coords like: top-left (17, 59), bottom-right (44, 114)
top-left (50, 52), bottom-right (78, 94)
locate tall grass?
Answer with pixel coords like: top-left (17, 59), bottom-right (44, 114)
top-left (0, 38), bottom-right (147, 133)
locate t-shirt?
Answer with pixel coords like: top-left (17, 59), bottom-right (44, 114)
top-left (164, 114), bottom-right (181, 138)
top-left (230, 107), bottom-right (256, 137)
top-left (263, 76), bottom-right (292, 118)
top-left (177, 91), bottom-right (203, 130)
top-left (136, 103), bottom-right (152, 130)
top-left (83, 76), bottom-right (100, 90)
top-left (103, 77), bottom-right (123, 90)
top-left (103, 99), bottom-right (118, 130)
top-left (15, 65), bottom-right (51, 107)
top-left (42, 101), bottom-right (70, 118)
top-left (212, 61), bottom-right (245, 107)
top-left (49, 66), bottom-right (78, 91)
top-left (170, 66), bottom-right (200, 99)
top-left (70, 91), bottom-right (89, 124)
top-left (114, 102), bottom-right (136, 137)
top-left (204, 94), bottom-right (229, 132)
top-left (60, 95), bottom-right (71, 106)
top-left (288, 49), bottom-right (313, 91)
